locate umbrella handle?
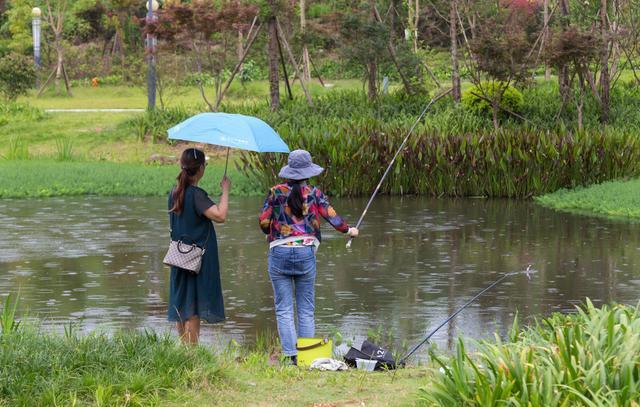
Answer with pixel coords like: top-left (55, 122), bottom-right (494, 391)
top-left (223, 147), bottom-right (230, 178)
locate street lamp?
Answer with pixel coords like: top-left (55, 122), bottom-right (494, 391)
top-left (32, 7), bottom-right (42, 87)
top-left (145, 0), bottom-right (159, 110)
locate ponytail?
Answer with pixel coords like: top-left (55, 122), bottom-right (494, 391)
top-left (170, 148), bottom-right (205, 214)
top-left (287, 180), bottom-right (306, 219)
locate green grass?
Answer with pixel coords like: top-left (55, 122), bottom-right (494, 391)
top-left (419, 300), bottom-right (640, 406)
top-left (20, 80), bottom-right (365, 110)
top-left (0, 327), bottom-right (224, 407)
top-left (0, 160), bottom-right (261, 198)
top-left (535, 178), bottom-right (640, 220)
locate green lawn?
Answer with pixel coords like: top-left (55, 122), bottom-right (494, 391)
top-left (20, 80), bottom-right (365, 110)
top-left (535, 178), bottom-right (640, 220)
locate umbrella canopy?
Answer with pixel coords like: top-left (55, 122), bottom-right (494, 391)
top-left (167, 112), bottom-right (290, 153)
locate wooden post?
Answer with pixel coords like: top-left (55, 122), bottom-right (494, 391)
top-left (276, 32), bottom-right (294, 100)
top-left (275, 18), bottom-right (313, 107)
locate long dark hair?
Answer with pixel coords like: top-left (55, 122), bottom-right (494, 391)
top-left (287, 179), bottom-right (308, 219)
top-left (170, 148), bottom-right (205, 214)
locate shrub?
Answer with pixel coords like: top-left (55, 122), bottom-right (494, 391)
top-left (0, 53), bottom-right (36, 101)
top-left (462, 81), bottom-right (524, 118)
top-left (419, 300), bottom-right (640, 406)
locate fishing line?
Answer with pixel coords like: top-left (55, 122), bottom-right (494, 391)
top-left (398, 265), bottom-right (537, 366)
top-left (346, 88), bottom-right (452, 248)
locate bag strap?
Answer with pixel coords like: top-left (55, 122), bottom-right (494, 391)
top-left (297, 337), bottom-right (328, 351)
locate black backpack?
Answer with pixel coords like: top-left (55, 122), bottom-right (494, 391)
top-left (343, 340), bottom-right (398, 370)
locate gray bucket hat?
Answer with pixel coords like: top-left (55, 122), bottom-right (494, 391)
top-left (278, 149), bottom-right (324, 180)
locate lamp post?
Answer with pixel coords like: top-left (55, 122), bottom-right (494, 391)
top-left (32, 7), bottom-right (42, 88)
top-left (145, 0), bottom-right (159, 110)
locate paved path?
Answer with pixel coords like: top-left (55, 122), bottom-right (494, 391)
top-left (45, 108), bottom-right (145, 113)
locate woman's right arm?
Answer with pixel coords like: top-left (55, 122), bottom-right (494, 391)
top-left (203, 177), bottom-right (230, 223)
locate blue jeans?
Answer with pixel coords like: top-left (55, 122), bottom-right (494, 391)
top-left (268, 245), bottom-right (316, 356)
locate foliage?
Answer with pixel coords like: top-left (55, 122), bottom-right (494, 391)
top-left (2, 0), bottom-right (32, 53)
top-left (125, 106), bottom-right (191, 143)
top-left (0, 326), bottom-right (223, 406)
top-left (419, 300), bottom-right (640, 406)
top-left (462, 81), bottom-right (524, 118)
top-left (536, 178), bottom-right (640, 220)
top-left (0, 160), bottom-right (261, 198)
top-left (0, 52), bottom-right (35, 101)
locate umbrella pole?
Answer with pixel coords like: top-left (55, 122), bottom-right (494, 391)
top-left (223, 147), bottom-right (230, 178)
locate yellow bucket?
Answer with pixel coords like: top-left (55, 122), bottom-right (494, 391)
top-left (296, 337), bottom-right (332, 366)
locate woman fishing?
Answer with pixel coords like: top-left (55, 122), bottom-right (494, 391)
top-left (168, 148), bottom-right (230, 344)
top-left (259, 149), bottom-right (358, 365)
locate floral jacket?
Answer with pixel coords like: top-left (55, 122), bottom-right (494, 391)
top-left (259, 183), bottom-right (349, 242)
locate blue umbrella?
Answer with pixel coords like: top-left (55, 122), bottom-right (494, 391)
top-left (167, 112), bottom-right (290, 174)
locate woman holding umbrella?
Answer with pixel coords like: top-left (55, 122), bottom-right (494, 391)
top-left (259, 150), bottom-right (359, 365)
top-left (168, 147), bottom-right (230, 344)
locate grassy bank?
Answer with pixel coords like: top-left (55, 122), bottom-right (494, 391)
top-left (0, 160), bottom-right (261, 198)
top-left (535, 178), bottom-right (640, 221)
top-left (420, 300), bottom-right (640, 406)
top-left (3, 299), bottom-right (639, 406)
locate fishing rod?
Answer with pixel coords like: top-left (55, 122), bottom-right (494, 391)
top-left (346, 88), bottom-right (453, 249)
top-left (398, 265), bottom-right (537, 366)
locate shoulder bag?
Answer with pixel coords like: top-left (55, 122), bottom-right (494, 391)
top-left (163, 222), bottom-right (211, 274)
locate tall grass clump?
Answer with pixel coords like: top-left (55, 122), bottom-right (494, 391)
top-left (54, 137), bottom-right (75, 161)
top-left (419, 300), bottom-right (640, 406)
top-left (0, 328), bottom-right (224, 406)
top-left (2, 136), bottom-right (30, 160)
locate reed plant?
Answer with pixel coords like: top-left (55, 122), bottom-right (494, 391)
top-left (418, 300), bottom-right (640, 406)
top-left (240, 126), bottom-right (640, 198)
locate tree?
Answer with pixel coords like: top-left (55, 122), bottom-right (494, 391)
top-left (41, 0), bottom-right (72, 95)
top-left (0, 52), bottom-right (35, 100)
top-left (145, 1), bottom-right (257, 110)
top-left (3, 0), bottom-right (33, 54)
top-left (466, 1), bottom-right (541, 128)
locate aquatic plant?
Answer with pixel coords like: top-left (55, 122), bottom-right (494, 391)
top-left (240, 126), bottom-right (640, 198)
top-left (419, 300), bottom-right (640, 406)
top-left (0, 293), bottom-right (20, 335)
top-left (535, 178), bottom-right (640, 220)
top-left (0, 160), bottom-right (260, 198)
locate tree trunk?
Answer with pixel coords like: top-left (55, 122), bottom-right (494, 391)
top-left (414, 0), bottom-right (419, 53)
top-left (300, 0), bottom-right (311, 81)
top-left (558, 0), bottom-right (571, 104)
top-left (450, 0), bottom-right (461, 102)
top-left (237, 30), bottom-right (244, 77)
top-left (267, 16), bottom-right (280, 111)
top-left (55, 43), bottom-right (63, 92)
top-left (600, 0), bottom-right (610, 123)
top-left (544, 0), bottom-right (551, 81)
top-left (367, 0), bottom-right (377, 100)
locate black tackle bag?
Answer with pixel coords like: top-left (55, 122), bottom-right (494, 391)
top-left (344, 340), bottom-right (397, 370)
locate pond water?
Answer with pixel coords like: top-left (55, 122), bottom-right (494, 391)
top-left (1, 196), bottom-right (639, 357)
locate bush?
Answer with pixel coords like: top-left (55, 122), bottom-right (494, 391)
top-left (462, 81), bottom-right (524, 118)
top-left (0, 53), bottom-right (35, 101)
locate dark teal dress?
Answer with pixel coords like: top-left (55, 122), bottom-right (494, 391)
top-left (167, 185), bottom-right (225, 323)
